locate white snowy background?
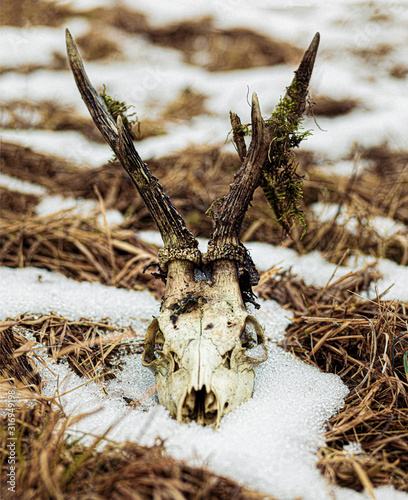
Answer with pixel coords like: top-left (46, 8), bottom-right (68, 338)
top-left (1, 1), bottom-right (408, 499)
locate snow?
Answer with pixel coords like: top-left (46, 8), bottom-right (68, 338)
top-left (0, 129), bottom-right (111, 167)
top-left (311, 202), bottom-right (407, 238)
top-left (137, 230), bottom-right (408, 301)
top-left (38, 344), bottom-right (347, 500)
top-left (35, 194), bottom-right (125, 226)
top-left (5, 267), bottom-right (347, 500)
top-left (2, 259), bottom-right (407, 499)
top-left (1, 1), bottom-right (408, 498)
top-left (0, 27), bottom-right (66, 68)
top-left (343, 441), bottom-right (364, 456)
top-left (0, 172), bottom-right (48, 196)
top-left (0, 266), bottom-right (158, 329)
top-left (0, 0), bottom-right (407, 162)
top-left (320, 159), bottom-right (369, 177)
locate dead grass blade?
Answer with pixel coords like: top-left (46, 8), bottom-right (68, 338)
top-left (0, 212), bottom-right (163, 297)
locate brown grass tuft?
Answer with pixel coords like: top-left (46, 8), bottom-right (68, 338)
top-left (83, 8), bottom-right (302, 71)
top-left (389, 64), bottom-right (408, 79)
top-left (76, 27), bottom-right (121, 61)
top-left (163, 87), bottom-right (209, 120)
top-left (1, 403), bottom-right (273, 499)
top-left (256, 266), bottom-right (408, 493)
top-left (0, 0), bottom-right (72, 27)
top-left (1, 315), bottom-right (144, 387)
top-left (2, 142), bottom-right (407, 266)
top-left (0, 212), bottom-right (163, 297)
top-left (311, 96), bottom-right (359, 117)
top-left (145, 17), bottom-right (302, 71)
top-left (86, 5), bottom-right (149, 34)
top-left (0, 187), bottom-right (39, 217)
top-left (0, 102), bottom-right (104, 143)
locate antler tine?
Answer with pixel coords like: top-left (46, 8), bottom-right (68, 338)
top-left (65, 29), bottom-right (199, 266)
top-left (205, 33), bottom-right (320, 273)
top-left (205, 92), bottom-right (268, 261)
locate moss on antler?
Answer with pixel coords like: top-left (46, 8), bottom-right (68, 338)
top-left (262, 76), bottom-right (311, 238)
top-left (100, 84), bottom-right (138, 139)
top-left (233, 77), bottom-right (311, 238)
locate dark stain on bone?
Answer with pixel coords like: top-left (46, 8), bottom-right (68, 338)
top-left (204, 323), bottom-right (214, 330)
top-left (170, 314), bottom-right (178, 327)
top-left (170, 294), bottom-right (200, 315)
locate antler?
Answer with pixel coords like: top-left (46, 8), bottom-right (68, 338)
top-left (204, 33), bottom-right (320, 278)
top-left (65, 29), bottom-right (199, 269)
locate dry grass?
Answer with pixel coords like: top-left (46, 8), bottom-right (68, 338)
top-left (1, 2), bottom-right (408, 495)
top-left (0, 0), bottom-right (71, 28)
top-left (143, 17), bottom-right (302, 71)
top-left (0, 406), bottom-right (272, 500)
top-left (0, 141), bottom-right (83, 189)
top-left (1, 315), bottom-right (144, 388)
top-left (0, 52), bottom-right (68, 75)
top-left (256, 266), bottom-right (408, 493)
top-left (86, 5), bottom-right (149, 35)
top-left (351, 44), bottom-right (393, 64)
top-left (311, 96), bottom-right (359, 117)
top-left (0, 187), bottom-right (39, 217)
top-left (1, 265), bottom-right (407, 496)
top-left (0, 102), bottom-right (104, 143)
top-left (0, 212), bottom-right (163, 297)
top-left (1, 1), bottom-right (302, 73)
top-left (86, 8), bottom-right (302, 71)
top-left (389, 64), bottom-right (408, 79)
top-left (1, 142), bottom-right (407, 267)
top-left (0, 321), bottom-right (276, 499)
top-left (75, 26), bottom-right (122, 61)
top-left (163, 88), bottom-right (209, 121)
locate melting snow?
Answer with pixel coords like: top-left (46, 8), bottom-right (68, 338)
top-left (4, 267), bottom-right (347, 500)
top-left (1, 0), bottom-right (408, 498)
top-left (137, 230), bottom-right (408, 301)
top-left (0, 129), bottom-right (111, 167)
top-left (1, 251), bottom-right (407, 499)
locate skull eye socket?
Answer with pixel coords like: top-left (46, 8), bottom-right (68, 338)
top-left (142, 318), bottom-right (164, 366)
top-left (240, 322), bottom-right (258, 350)
top-left (240, 316), bottom-right (268, 363)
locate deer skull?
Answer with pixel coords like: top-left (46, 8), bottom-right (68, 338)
top-left (142, 259), bottom-right (267, 426)
top-left (66, 30), bottom-right (319, 426)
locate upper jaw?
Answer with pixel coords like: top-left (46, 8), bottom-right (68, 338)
top-left (155, 345), bottom-right (262, 428)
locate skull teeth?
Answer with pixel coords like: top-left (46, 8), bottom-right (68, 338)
top-left (178, 386), bottom-right (219, 426)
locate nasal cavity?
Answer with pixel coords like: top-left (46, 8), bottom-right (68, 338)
top-left (181, 388), bottom-right (218, 426)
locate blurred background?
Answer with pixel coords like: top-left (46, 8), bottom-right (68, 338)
top-left (1, 0), bottom-right (407, 276)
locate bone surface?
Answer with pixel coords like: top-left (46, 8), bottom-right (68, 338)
top-left (65, 30), bottom-right (319, 426)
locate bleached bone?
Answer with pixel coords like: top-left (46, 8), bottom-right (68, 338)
top-left (66, 29), bottom-right (319, 427)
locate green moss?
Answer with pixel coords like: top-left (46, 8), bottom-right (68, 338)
top-left (262, 79), bottom-right (310, 238)
top-left (234, 77), bottom-right (311, 238)
top-left (100, 84), bottom-right (138, 140)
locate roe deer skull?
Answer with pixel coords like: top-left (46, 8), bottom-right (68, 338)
top-left (66, 30), bottom-right (319, 427)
